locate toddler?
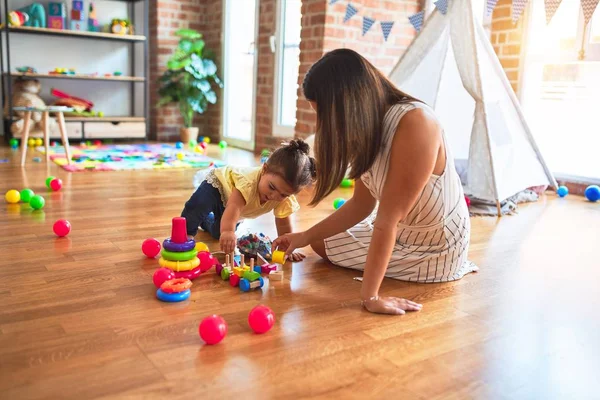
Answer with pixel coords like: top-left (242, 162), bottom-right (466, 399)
top-left (181, 139), bottom-right (315, 261)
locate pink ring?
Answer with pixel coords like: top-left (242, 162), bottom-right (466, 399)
top-left (163, 238), bottom-right (196, 252)
top-left (173, 265), bottom-right (203, 280)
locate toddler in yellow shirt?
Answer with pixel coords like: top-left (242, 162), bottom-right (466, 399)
top-left (181, 139), bottom-right (316, 261)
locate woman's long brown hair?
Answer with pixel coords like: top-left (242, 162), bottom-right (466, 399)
top-left (302, 48), bottom-right (419, 206)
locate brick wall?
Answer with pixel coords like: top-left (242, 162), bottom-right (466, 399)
top-left (255, 0), bottom-right (279, 151)
top-left (489, 0), bottom-right (526, 95)
top-left (150, 0), bottom-right (420, 146)
top-left (149, 0), bottom-right (222, 141)
top-left (198, 1), bottom-right (224, 141)
top-left (295, 0), bottom-right (420, 139)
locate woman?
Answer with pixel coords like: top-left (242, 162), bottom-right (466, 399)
top-left (273, 49), bottom-right (478, 315)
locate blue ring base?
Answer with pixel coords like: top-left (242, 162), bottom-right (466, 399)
top-left (156, 288), bottom-right (191, 302)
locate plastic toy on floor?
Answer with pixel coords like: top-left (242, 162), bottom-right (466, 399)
top-left (237, 232), bottom-right (273, 262)
top-left (220, 254), bottom-right (265, 291)
top-left (150, 217), bottom-right (218, 302)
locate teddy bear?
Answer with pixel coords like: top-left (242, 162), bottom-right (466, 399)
top-left (5, 78), bottom-right (57, 137)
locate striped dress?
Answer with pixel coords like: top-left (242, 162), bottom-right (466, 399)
top-left (324, 102), bottom-right (479, 282)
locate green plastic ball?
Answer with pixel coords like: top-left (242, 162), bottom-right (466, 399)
top-left (340, 179), bottom-right (354, 188)
top-left (45, 176), bottom-right (56, 188)
top-left (333, 198), bottom-right (346, 210)
top-left (20, 188), bottom-right (35, 203)
top-left (189, 140), bottom-right (197, 148)
top-left (9, 138), bottom-right (19, 148)
top-left (29, 195), bottom-right (45, 210)
top-left (219, 140), bottom-right (228, 149)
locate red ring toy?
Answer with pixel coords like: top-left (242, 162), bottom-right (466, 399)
top-left (160, 278), bottom-right (193, 294)
top-left (173, 265), bottom-right (203, 280)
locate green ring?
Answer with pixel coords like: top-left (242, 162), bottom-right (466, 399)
top-left (160, 248), bottom-right (198, 261)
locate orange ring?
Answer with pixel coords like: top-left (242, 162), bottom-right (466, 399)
top-left (160, 278), bottom-right (193, 294)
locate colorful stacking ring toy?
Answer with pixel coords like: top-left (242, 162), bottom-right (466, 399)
top-left (173, 266), bottom-right (203, 280)
top-left (156, 288), bottom-right (191, 302)
top-left (161, 248), bottom-right (198, 261)
top-left (159, 256), bottom-right (200, 272)
top-left (160, 278), bottom-right (193, 293)
top-left (162, 238), bottom-right (196, 252)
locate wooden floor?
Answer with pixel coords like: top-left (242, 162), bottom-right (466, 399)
top-left (1, 144), bottom-right (599, 400)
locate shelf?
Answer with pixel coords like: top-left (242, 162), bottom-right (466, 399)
top-left (4, 26), bottom-right (146, 42)
top-left (63, 116), bottom-right (145, 122)
top-left (7, 72), bottom-right (145, 82)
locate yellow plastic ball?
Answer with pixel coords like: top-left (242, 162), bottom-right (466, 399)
top-left (5, 190), bottom-right (20, 204)
top-left (28, 138), bottom-right (36, 147)
top-left (203, 137), bottom-right (211, 144)
top-left (176, 153), bottom-right (185, 160)
top-left (195, 242), bottom-right (209, 252)
top-left (35, 138), bottom-right (43, 146)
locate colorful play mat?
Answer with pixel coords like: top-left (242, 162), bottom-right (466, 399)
top-left (37, 143), bottom-right (225, 172)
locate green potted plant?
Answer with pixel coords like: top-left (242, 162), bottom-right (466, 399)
top-left (157, 29), bottom-right (223, 143)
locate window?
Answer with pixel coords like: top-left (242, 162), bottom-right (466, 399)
top-left (522, 3), bottom-right (600, 180)
top-left (273, 0), bottom-right (302, 137)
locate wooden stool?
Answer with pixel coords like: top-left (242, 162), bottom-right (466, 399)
top-left (14, 106), bottom-right (73, 167)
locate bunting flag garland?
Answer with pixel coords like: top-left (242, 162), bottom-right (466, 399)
top-left (329, 0), bottom-right (340, 4)
top-left (380, 21), bottom-right (394, 41)
top-left (434, 0), bottom-right (449, 15)
top-left (581, 0), bottom-right (600, 24)
top-left (512, 0), bottom-right (529, 24)
top-left (486, 0), bottom-right (500, 16)
top-left (362, 16), bottom-right (375, 36)
top-left (544, 0), bottom-right (562, 24)
top-left (343, 3), bottom-right (358, 23)
top-left (408, 11), bottom-right (425, 32)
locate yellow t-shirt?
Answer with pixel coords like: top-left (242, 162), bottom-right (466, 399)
top-left (207, 166), bottom-right (300, 219)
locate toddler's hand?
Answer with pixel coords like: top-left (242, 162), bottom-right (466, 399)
top-left (220, 231), bottom-right (236, 254)
top-left (288, 251), bottom-right (306, 262)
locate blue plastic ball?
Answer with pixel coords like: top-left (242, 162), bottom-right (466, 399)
top-left (557, 186), bottom-right (569, 198)
top-left (175, 141), bottom-right (183, 149)
top-left (584, 185), bottom-right (600, 202)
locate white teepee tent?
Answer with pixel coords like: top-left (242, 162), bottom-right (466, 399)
top-left (389, 0), bottom-right (557, 211)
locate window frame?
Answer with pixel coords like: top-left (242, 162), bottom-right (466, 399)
top-left (272, 0), bottom-right (301, 138)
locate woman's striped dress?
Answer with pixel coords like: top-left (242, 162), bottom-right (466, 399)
top-left (324, 102), bottom-right (479, 282)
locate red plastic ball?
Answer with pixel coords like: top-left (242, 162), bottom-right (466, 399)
top-left (50, 178), bottom-right (63, 191)
top-left (248, 305), bottom-right (275, 334)
top-left (198, 251), bottom-right (217, 272)
top-left (93, 140), bottom-right (102, 146)
top-left (153, 268), bottom-right (175, 288)
top-left (464, 195), bottom-right (471, 207)
top-left (53, 219), bottom-right (71, 237)
top-left (142, 238), bottom-right (161, 258)
top-left (199, 315), bottom-right (227, 345)
top-left (200, 142), bottom-right (207, 149)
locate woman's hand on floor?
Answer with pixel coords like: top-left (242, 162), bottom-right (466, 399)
top-left (220, 231), bottom-right (237, 254)
top-left (273, 232), bottom-right (309, 257)
top-left (288, 251), bottom-right (306, 262)
top-left (362, 296), bottom-right (422, 315)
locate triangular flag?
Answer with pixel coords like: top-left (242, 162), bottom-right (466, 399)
top-left (408, 11), bottom-right (424, 32)
top-left (486, 0), bottom-right (499, 15)
top-left (380, 21), bottom-right (394, 41)
top-left (343, 3), bottom-right (358, 23)
top-left (329, 0), bottom-right (340, 4)
top-left (362, 17), bottom-right (375, 36)
top-left (543, 0), bottom-right (562, 24)
top-left (581, 0), bottom-right (600, 24)
top-left (434, 0), bottom-right (449, 14)
top-left (512, 0), bottom-right (529, 24)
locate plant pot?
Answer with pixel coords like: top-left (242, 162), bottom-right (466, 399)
top-left (180, 127), bottom-right (199, 144)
